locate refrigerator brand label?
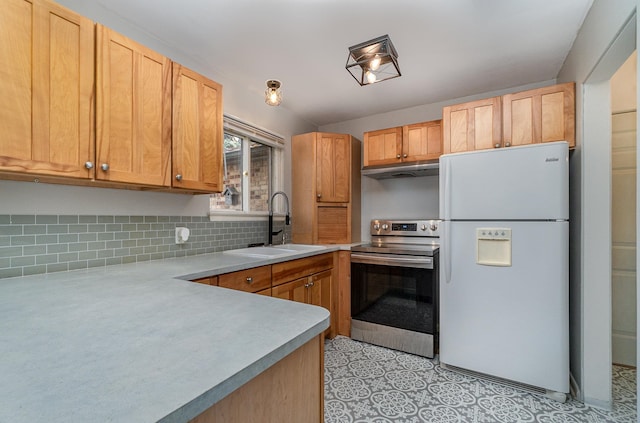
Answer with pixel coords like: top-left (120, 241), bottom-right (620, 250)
top-left (545, 157), bottom-right (560, 162)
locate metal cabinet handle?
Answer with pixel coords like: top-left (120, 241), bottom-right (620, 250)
top-left (403, 154), bottom-right (407, 158)
top-left (316, 193), bottom-right (321, 198)
top-left (494, 143), bottom-right (500, 148)
top-left (84, 162), bottom-right (93, 169)
top-left (505, 142), bottom-right (511, 147)
top-left (101, 163), bottom-right (109, 171)
top-left (175, 174), bottom-right (183, 181)
top-left (308, 281), bottom-right (314, 287)
top-left (396, 154), bottom-right (401, 159)
top-left (246, 277), bottom-right (253, 284)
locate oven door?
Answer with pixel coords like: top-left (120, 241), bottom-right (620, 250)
top-left (350, 252), bottom-right (438, 357)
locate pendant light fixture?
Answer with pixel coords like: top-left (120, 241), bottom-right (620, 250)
top-left (346, 34), bottom-right (400, 86)
top-left (265, 79), bottom-right (282, 106)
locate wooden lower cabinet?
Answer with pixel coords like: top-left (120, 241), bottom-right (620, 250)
top-left (190, 334), bottom-right (324, 423)
top-left (272, 253), bottom-right (335, 338)
top-left (188, 253), bottom-right (336, 336)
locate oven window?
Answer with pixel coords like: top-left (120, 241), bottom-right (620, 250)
top-left (351, 262), bottom-right (437, 334)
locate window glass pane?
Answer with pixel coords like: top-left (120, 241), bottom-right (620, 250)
top-left (249, 141), bottom-right (271, 212)
top-left (210, 133), bottom-right (243, 211)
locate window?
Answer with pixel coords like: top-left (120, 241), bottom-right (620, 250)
top-left (210, 115), bottom-right (284, 215)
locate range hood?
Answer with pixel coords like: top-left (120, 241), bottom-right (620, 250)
top-left (361, 162), bottom-right (439, 179)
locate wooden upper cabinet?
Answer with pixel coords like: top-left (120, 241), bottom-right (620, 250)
top-left (363, 127), bottom-right (402, 167)
top-left (316, 133), bottom-right (350, 203)
top-left (96, 24), bottom-right (172, 187)
top-left (503, 82), bottom-right (575, 148)
top-left (442, 97), bottom-right (502, 154)
top-left (402, 120), bottom-right (442, 162)
top-left (172, 63), bottom-right (223, 193)
top-left (0, 0), bottom-right (94, 179)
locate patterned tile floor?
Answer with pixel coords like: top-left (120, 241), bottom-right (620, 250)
top-left (324, 336), bottom-right (637, 423)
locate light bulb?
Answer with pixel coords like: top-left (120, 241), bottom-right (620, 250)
top-left (269, 91), bottom-right (278, 103)
top-left (366, 71), bottom-right (377, 84)
top-left (370, 54), bottom-right (381, 71)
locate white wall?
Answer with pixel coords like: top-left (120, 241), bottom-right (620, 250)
top-left (319, 81), bottom-right (554, 241)
top-left (556, 0), bottom-right (637, 407)
top-left (0, 0), bottom-right (317, 217)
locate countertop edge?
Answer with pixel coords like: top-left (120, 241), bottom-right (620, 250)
top-left (160, 314), bottom-right (330, 423)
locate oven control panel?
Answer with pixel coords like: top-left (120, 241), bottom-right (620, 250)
top-left (370, 219), bottom-right (440, 237)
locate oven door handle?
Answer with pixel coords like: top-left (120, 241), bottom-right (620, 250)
top-left (350, 252), bottom-right (433, 269)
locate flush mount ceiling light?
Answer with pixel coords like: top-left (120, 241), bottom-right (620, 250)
top-left (346, 34), bottom-right (400, 86)
top-left (265, 79), bottom-right (282, 106)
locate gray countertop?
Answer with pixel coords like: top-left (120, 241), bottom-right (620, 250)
top-left (0, 246), bottom-right (343, 423)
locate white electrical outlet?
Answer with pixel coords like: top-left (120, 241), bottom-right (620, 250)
top-left (175, 227), bottom-right (190, 244)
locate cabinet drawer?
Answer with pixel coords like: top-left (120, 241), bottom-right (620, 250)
top-left (272, 253), bottom-right (333, 287)
top-left (218, 265), bottom-right (271, 293)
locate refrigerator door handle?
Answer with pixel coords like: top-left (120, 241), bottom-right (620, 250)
top-left (443, 220), bottom-right (451, 283)
top-left (439, 157), bottom-right (452, 220)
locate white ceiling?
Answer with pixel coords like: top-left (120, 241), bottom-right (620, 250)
top-left (62, 0), bottom-right (593, 127)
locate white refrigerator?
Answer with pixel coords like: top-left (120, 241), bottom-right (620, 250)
top-left (438, 141), bottom-right (569, 398)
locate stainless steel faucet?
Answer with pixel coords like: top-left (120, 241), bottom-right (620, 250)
top-left (268, 191), bottom-right (290, 245)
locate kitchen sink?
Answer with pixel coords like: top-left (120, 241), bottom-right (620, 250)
top-left (222, 244), bottom-right (327, 258)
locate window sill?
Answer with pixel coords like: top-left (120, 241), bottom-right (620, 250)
top-left (208, 211), bottom-right (269, 222)
top-left (208, 211), bottom-right (289, 222)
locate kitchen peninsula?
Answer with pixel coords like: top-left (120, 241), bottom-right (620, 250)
top-left (0, 249), bottom-right (332, 423)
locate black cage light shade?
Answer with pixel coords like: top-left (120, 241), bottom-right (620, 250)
top-left (346, 34), bottom-right (400, 86)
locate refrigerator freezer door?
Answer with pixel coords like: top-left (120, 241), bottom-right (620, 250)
top-left (439, 142), bottom-right (569, 220)
top-left (439, 220), bottom-right (569, 393)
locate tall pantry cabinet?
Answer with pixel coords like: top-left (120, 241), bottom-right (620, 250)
top-left (292, 132), bottom-right (361, 244)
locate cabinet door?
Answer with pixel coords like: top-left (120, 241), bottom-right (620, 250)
top-left (316, 133), bottom-right (350, 203)
top-left (0, 0), bottom-right (94, 179)
top-left (402, 120), bottom-right (442, 162)
top-left (172, 63), bottom-right (223, 192)
top-left (442, 97), bottom-right (502, 153)
top-left (503, 82), bottom-right (575, 148)
top-left (272, 277), bottom-right (308, 302)
top-left (363, 127), bottom-right (402, 167)
top-left (96, 25), bottom-right (171, 186)
top-left (307, 269), bottom-right (333, 337)
top-left (316, 206), bottom-right (349, 244)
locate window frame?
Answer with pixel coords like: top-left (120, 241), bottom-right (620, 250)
top-left (209, 114), bottom-right (284, 220)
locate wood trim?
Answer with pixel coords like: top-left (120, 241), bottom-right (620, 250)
top-left (337, 250), bottom-right (351, 337)
top-left (190, 334), bottom-right (324, 423)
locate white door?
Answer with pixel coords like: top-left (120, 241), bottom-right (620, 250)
top-left (440, 220), bottom-right (569, 393)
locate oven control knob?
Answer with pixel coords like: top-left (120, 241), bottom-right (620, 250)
top-left (421, 224), bottom-right (427, 231)
top-left (373, 223), bottom-right (380, 231)
top-left (430, 223), bottom-right (438, 231)
top-left (381, 224), bottom-right (389, 231)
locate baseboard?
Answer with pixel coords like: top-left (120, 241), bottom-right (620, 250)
top-left (584, 396), bottom-right (613, 411)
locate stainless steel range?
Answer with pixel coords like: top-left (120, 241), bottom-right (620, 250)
top-left (350, 219), bottom-right (440, 358)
